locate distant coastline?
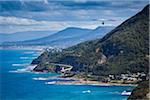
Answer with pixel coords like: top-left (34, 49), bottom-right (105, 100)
top-left (0, 46), bottom-right (46, 51)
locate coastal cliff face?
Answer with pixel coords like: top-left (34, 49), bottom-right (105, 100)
top-left (128, 80), bottom-right (149, 100)
top-left (32, 5), bottom-right (149, 76)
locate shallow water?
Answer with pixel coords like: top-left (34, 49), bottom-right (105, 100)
top-left (0, 49), bottom-right (134, 100)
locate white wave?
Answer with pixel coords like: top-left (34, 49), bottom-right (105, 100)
top-left (33, 72), bottom-right (44, 74)
top-left (12, 63), bottom-right (29, 67)
top-left (20, 57), bottom-right (30, 59)
top-left (33, 77), bottom-right (49, 81)
top-left (9, 69), bottom-right (29, 73)
top-left (26, 65), bottom-right (37, 70)
top-left (9, 65), bottom-right (37, 73)
top-left (23, 51), bottom-right (35, 54)
top-left (45, 81), bottom-right (56, 85)
top-left (20, 57), bottom-right (36, 59)
top-left (32, 53), bottom-right (39, 56)
top-left (82, 90), bottom-right (91, 93)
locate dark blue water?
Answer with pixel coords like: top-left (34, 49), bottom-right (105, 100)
top-left (0, 49), bottom-right (134, 100)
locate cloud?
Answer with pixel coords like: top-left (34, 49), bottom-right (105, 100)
top-left (0, 16), bottom-right (64, 33)
top-left (0, 16), bottom-right (48, 25)
top-left (1, 0), bottom-right (147, 22)
top-left (43, 0), bottom-right (49, 4)
top-left (0, 16), bottom-right (117, 34)
top-left (0, 0), bottom-right (148, 34)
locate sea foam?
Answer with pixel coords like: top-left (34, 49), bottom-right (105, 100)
top-left (12, 63), bottom-right (29, 67)
top-left (9, 65), bottom-right (37, 73)
top-left (33, 77), bottom-right (49, 81)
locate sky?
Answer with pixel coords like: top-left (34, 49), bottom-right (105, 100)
top-left (0, 0), bottom-right (149, 34)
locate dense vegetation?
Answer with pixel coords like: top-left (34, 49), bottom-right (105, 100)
top-left (32, 5), bottom-right (149, 76)
top-left (128, 80), bottom-right (149, 100)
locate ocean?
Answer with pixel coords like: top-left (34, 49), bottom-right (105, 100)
top-left (0, 49), bottom-right (134, 100)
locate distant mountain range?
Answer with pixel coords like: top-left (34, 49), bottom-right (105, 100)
top-left (2, 26), bottom-right (114, 47)
top-left (0, 31), bottom-right (56, 43)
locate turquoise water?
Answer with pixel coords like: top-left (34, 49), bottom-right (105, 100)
top-left (0, 49), bottom-right (134, 100)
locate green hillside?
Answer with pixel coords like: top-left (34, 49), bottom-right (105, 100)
top-left (32, 5), bottom-right (149, 76)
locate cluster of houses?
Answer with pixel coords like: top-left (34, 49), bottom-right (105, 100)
top-left (108, 72), bottom-right (147, 82)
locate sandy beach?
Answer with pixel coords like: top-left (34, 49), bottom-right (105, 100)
top-left (45, 76), bottom-right (137, 86)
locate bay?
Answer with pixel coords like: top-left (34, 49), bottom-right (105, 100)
top-left (0, 49), bottom-right (134, 100)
